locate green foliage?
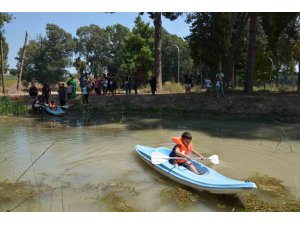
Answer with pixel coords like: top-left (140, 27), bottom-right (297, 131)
top-left (0, 96), bottom-right (28, 117)
top-left (73, 57), bottom-right (87, 74)
top-left (9, 68), bottom-right (18, 76)
top-left (186, 13), bottom-right (234, 71)
top-left (75, 24), bottom-right (110, 75)
top-left (0, 13), bottom-right (13, 30)
top-left (120, 16), bottom-right (154, 84)
top-left (162, 29), bottom-right (193, 82)
top-left (19, 24), bottom-right (75, 85)
top-left (0, 33), bottom-right (9, 72)
top-left (254, 19), bottom-right (274, 85)
top-left (106, 24), bottom-right (130, 77)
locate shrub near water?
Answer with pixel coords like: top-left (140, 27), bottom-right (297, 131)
top-left (0, 96), bottom-right (28, 117)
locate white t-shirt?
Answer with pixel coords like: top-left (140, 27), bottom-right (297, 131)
top-left (204, 79), bottom-right (211, 88)
top-left (216, 72), bottom-right (224, 80)
top-left (82, 87), bottom-right (88, 95)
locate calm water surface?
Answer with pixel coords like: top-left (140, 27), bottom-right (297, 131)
top-left (1, 117), bottom-right (300, 211)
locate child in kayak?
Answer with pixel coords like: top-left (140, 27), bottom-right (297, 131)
top-left (49, 100), bottom-right (57, 110)
top-left (170, 132), bottom-right (204, 175)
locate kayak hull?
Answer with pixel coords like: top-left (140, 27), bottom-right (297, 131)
top-left (45, 105), bottom-right (65, 116)
top-left (135, 144), bottom-right (257, 194)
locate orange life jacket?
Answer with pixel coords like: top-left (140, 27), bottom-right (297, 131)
top-left (49, 102), bottom-right (56, 110)
top-left (171, 137), bottom-right (193, 163)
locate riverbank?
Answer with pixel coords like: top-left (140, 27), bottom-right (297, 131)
top-left (64, 92), bottom-right (300, 123)
top-left (2, 91), bottom-right (300, 123)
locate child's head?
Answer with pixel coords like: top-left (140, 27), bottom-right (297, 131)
top-left (181, 132), bottom-right (192, 146)
top-left (182, 132), bottom-right (192, 140)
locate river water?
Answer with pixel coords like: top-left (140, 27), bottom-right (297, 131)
top-left (0, 116), bottom-right (300, 211)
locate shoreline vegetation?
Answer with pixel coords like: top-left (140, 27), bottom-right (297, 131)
top-left (1, 89), bottom-right (300, 123)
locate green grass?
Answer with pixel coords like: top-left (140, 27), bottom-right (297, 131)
top-left (0, 96), bottom-right (28, 117)
top-left (2, 75), bottom-right (18, 88)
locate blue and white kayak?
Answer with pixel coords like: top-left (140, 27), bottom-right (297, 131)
top-left (44, 104), bottom-right (65, 116)
top-left (135, 144), bottom-right (257, 194)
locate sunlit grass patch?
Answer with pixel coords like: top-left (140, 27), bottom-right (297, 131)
top-left (160, 187), bottom-right (198, 209)
top-left (163, 81), bottom-right (185, 93)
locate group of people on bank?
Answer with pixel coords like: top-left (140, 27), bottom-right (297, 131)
top-left (30, 70), bottom-right (225, 112)
top-left (204, 71), bottom-right (225, 97)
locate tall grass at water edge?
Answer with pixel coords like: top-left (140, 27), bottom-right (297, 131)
top-left (0, 96), bottom-right (28, 117)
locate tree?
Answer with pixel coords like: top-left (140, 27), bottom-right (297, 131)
top-left (146, 12), bottom-right (182, 92)
top-left (293, 39), bottom-right (300, 92)
top-left (120, 16), bottom-right (154, 84)
top-left (16, 31), bottom-right (28, 90)
top-left (186, 13), bottom-right (235, 79)
top-left (161, 29), bottom-right (193, 82)
top-left (75, 24), bottom-right (110, 75)
top-left (223, 13), bottom-right (249, 88)
top-left (106, 24), bottom-right (130, 77)
top-left (0, 13), bottom-right (12, 92)
top-left (244, 13), bottom-right (258, 94)
top-left (18, 24), bottom-right (75, 85)
top-left (73, 57), bottom-right (87, 75)
top-left (291, 19), bottom-right (300, 92)
top-left (261, 13), bottom-right (299, 86)
top-left (253, 20), bottom-right (273, 89)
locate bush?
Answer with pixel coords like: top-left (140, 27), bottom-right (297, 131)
top-left (0, 96), bottom-right (28, 117)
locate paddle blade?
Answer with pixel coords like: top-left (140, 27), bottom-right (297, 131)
top-left (151, 152), bottom-right (169, 164)
top-left (208, 155), bottom-right (219, 164)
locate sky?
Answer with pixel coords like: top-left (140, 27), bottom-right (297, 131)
top-left (3, 12), bottom-right (190, 70)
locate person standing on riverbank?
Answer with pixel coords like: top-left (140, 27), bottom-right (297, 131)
top-left (149, 75), bottom-right (157, 95)
top-left (184, 71), bottom-right (193, 99)
top-left (204, 78), bottom-right (212, 96)
top-left (42, 82), bottom-right (51, 104)
top-left (57, 83), bottom-right (67, 106)
top-left (68, 76), bottom-right (77, 99)
top-left (216, 71), bottom-right (225, 97)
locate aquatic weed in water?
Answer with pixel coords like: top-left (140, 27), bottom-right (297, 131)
top-left (160, 187), bottom-right (198, 209)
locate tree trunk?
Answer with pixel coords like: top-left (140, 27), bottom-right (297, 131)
top-left (0, 32), bottom-right (5, 94)
top-left (244, 13), bottom-right (258, 94)
top-left (153, 12), bottom-right (162, 93)
top-left (218, 59), bottom-right (222, 72)
top-left (297, 59), bottom-right (300, 93)
top-left (17, 31), bottom-right (28, 91)
top-left (232, 58), bottom-right (235, 88)
top-left (224, 13), bottom-right (248, 89)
